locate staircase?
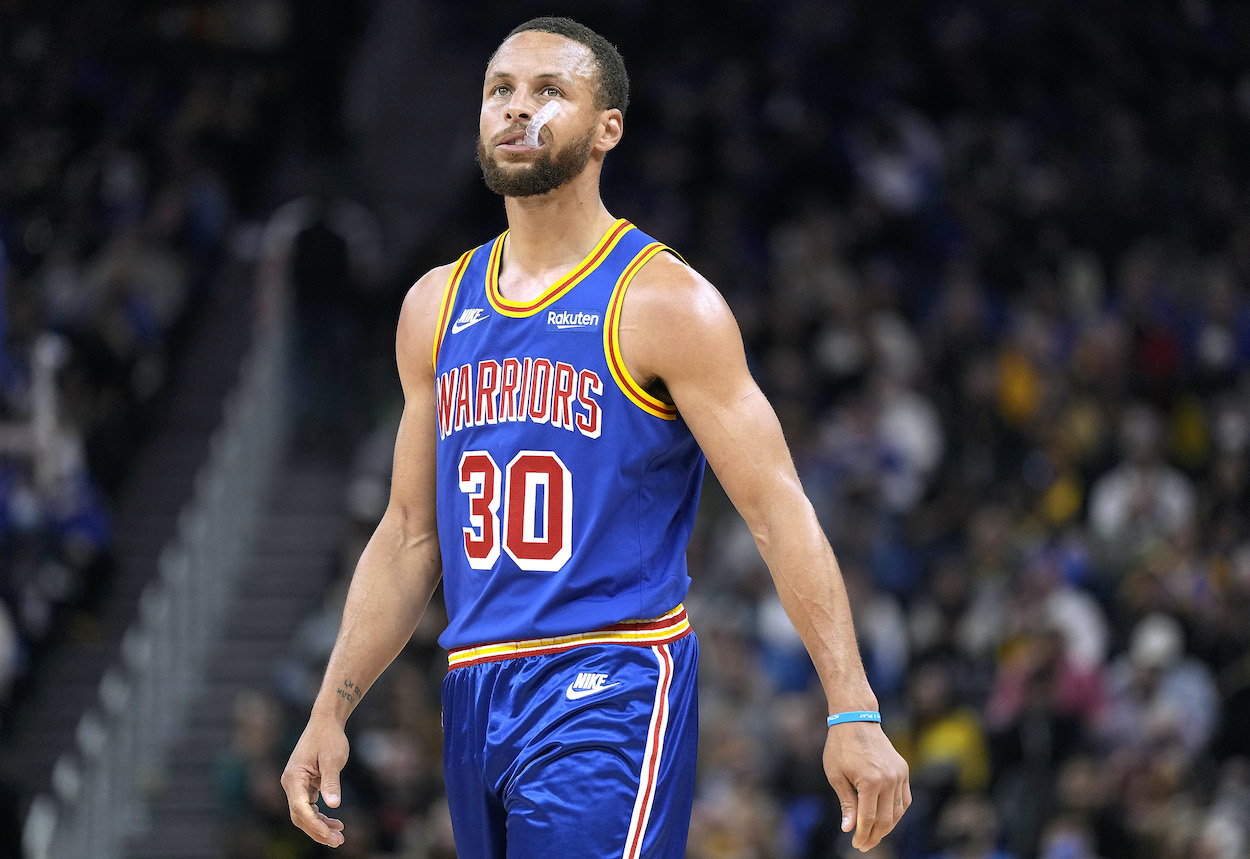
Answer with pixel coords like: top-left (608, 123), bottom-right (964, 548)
top-left (123, 461), bottom-right (347, 858)
top-left (1, 262), bottom-right (253, 819)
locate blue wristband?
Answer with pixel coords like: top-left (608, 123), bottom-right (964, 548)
top-left (827, 710), bottom-right (882, 727)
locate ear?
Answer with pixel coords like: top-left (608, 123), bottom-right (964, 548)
top-left (595, 109), bottom-right (624, 153)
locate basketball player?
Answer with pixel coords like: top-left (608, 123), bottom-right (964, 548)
top-left (282, 17), bottom-right (910, 856)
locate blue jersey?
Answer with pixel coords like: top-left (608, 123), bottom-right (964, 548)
top-left (432, 219), bottom-right (706, 650)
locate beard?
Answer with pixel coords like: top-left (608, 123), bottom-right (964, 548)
top-left (477, 123), bottom-right (597, 198)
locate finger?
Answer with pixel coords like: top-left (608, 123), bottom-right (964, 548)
top-left (864, 775), bottom-right (910, 851)
top-left (828, 772), bottom-right (859, 835)
top-left (282, 765), bottom-right (340, 845)
top-left (317, 811), bottom-right (346, 832)
top-left (282, 764), bottom-right (319, 805)
top-left (852, 782), bottom-right (881, 851)
top-left (320, 760), bottom-right (343, 808)
top-left (867, 780), bottom-right (897, 849)
top-left (290, 796), bottom-right (344, 846)
top-left (280, 766), bottom-right (315, 815)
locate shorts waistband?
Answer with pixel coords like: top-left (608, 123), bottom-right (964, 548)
top-left (447, 604), bottom-right (691, 670)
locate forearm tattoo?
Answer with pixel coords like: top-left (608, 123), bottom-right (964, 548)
top-left (336, 678), bottom-right (362, 706)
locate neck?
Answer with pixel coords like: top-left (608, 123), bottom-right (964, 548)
top-left (500, 169), bottom-right (618, 274)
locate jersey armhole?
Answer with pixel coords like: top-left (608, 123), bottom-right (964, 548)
top-left (431, 248), bottom-right (476, 369)
top-left (603, 243), bottom-right (680, 421)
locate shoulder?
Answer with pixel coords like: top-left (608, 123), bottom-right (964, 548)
top-left (622, 250), bottom-right (736, 339)
top-left (397, 260), bottom-right (463, 373)
top-left (401, 260), bottom-right (461, 320)
top-left (613, 248), bottom-right (752, 394)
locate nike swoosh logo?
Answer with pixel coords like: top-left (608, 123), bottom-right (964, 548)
top-left (565, 682), bottom-right (621, 700)
top-left (451, 311), bottom-right (488, 333)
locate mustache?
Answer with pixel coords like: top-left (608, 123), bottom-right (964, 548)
top-left (488, 125), bottom-right (534, 146)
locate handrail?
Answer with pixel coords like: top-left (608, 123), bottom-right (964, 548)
top-left (22, 312), bottom-right (290, 859)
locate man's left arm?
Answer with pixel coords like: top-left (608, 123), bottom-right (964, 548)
top-left (620, 255), bottom-right (911, 852)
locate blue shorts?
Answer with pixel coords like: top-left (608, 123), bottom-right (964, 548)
top-left (441, 608), bottom-right (699, 858)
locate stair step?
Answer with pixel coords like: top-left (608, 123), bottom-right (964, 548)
top-left (126, 821), bottom-right (223, 859)
top-left (177, 701), bottom-right (236, 729)
top-left (221, 617), bottom-right (310, 640)
top-left (147, 766), bottom-right (220, 793)
top-left (251, 533), bottom-right (345, 555)
top-left (209, 639), bottom-right (290, 663)
top-left (236, 564), bottom-right (339, 593)
top-left (146, 798), bottom-right (221, 818)
top-left (255, 513), bottom-right (345, 537)
top-left (160, 745), bottom-right (233, 770)
top-left (128, 843), bottom-right (221, 859)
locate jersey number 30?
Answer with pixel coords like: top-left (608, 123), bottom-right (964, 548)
top-left (458, 450), bottom-right (573, 572)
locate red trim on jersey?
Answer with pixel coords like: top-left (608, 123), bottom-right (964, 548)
top-left (604, 243), bottom-right (679, 419)
top-left (487, 220), bottom-right (633, 316)
top-left (624, 644), bottom-right (674, 858)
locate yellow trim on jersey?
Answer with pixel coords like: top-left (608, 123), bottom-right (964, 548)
top-left (485, 219), bottom-right (634, 317)
top-left (431, 248), bottom-right (476, 368)
top-left (604, 242), bottom-right (679, 420)
top-left (447, 605), bottom-right (690, 669)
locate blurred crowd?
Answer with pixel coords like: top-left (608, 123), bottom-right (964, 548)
top-left (8, 0), bottom-right (1250, 858)
top-left (0, 0), bottom-right (232, 721)
top-left (0, 0), bottom-right (366, 726)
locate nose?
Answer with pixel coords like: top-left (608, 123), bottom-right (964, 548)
top-left (504, 92), bottom-right (535, 123)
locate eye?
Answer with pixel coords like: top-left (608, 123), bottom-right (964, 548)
top-left (542, 86), bottom-right (561, 98)
top-left (493, 85), bottom-right (511, 97)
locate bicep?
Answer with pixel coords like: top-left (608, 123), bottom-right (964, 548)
top-left (671, 350), bottom-right (803, 525)
top-left (383, 273), bottom-right (446, 531)
top-left (627, 269), bottom-right (803, 523)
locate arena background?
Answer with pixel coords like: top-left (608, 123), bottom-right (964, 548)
top-left (2, 1), bottom-right (1249, 857)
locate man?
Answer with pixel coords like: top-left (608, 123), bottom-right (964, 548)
top-left (282, 17), bottom-right (910, 856)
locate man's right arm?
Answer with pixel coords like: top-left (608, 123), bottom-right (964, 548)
top-left (281, 265), bottom-right (451, 848)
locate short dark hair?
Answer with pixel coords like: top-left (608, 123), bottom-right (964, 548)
top-left (501, 17), bottom-right (630, 116)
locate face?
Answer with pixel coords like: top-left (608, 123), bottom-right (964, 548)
top-left (477, 30), bottom-right (609, 198)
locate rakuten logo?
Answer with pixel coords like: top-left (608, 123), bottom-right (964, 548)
top-left (547, 310), bottom-right (601, 330)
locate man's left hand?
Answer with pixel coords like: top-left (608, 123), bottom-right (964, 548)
top-left (823, 721), bottom-right (911, 852)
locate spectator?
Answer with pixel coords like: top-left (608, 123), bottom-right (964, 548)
top-left (1088, 405), bottom-right (1197, 568)
top-left (1100, 612), bottom-right (1220, 761)
top-left (259, 172), bottom-right (383, 453)
top-left (1035, 815), bottom-right (1103, 859)
top-left (1050, 755), bottom-right (1133, 859)
top-left (925, 794), bottom-right (1018, 859)
top-left (892, 660), bottom-right (990, 797)
top-left (215, 689), bottom-right (301, 859)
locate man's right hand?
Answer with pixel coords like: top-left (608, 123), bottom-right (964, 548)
top-left (281, 715), bottom-right (350, 848)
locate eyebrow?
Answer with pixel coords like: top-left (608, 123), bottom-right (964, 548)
top-left (487, 71), bottom-right (575, 84)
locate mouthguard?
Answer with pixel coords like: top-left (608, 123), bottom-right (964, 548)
top-left (523, 101), bottom-right (561, 147)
